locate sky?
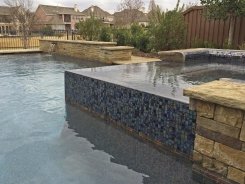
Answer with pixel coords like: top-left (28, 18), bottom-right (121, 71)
top-left (0, 0), bottom-right (199, 13)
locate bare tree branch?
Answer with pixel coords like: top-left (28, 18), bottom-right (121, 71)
top-left (4, 0), bottom-right (35, 48)
top-left (118, 0), bottom-right (144, 25)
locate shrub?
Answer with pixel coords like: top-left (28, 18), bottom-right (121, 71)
top-left (136, 32), bottom-right (150, 52)
top-left (77, 18), bottom-right (102, 41)
top-left (130, 24), bottom-right (144, 47)
top-left (113, 29), bottom-right (131, 46)
top-left (239, 42), bottom-right (245, 50)
top-left (99, 27), bottom-right (111, 42)
top-left (148, 2), bottom-right (186, 51)
top-left (41, 26), bottom-right (54, 36)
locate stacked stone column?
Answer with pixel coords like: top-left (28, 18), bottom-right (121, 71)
top-left (184, 80), bottom-right (245, 184)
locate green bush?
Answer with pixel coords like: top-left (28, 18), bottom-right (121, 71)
top-left (239, 42), bottom-right (245, 50)
top-left (113, 29), bottom-right (131, 46)
top-left (152, 11), bottom-right (186, 51)
top-left (135, 32), bottom-right (150, 52)
top-left (77, 18), bottom-right (102, 41)
top-left (148, 2), bottom-right (186, 51)
top-left (99, 27), bottom-right (111, 42)
top-left (130, 24), bottom-right (144, 47)
top-left (41, 26), bottom-right (54, 36)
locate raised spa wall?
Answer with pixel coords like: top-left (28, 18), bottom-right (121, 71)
top-left (65, 71), bottom-right (196, 157)
top-left (158, 48), bottom-right (245, 62)
top-left (184, 80), bottom-right (245, 184)
top-left (39, 39), bottom-right (134, 64)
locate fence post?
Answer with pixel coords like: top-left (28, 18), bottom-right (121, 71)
top-left (66, 30), bottom-right (69, 40)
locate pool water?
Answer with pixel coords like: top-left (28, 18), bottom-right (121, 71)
top-left (69, 60), bottom-right (245, 103)
top-left (0, 54), bottom-right (197, 184)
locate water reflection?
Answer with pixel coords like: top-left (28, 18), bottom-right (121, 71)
top-left (66, 104), bottom-right (198, 184)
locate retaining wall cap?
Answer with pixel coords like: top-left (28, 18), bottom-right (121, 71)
top-left (101, 46), bottom-right (134, 50)
top-left (184, 80), bottom-right (245, 111)
top-left (39, 39), bottom-right (117, 45)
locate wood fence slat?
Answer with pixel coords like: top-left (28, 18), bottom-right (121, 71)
top-left (183, 6), bottom-right (245, 48)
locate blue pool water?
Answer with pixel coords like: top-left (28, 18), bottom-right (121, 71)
top-left (0, 54), bottom-right (198, 184)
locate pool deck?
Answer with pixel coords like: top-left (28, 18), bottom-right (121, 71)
top-left (0, 48), bottom-right (42, 55)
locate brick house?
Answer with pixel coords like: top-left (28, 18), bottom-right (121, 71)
top-left (34, 4), bottom-right (85, 30)
top-left (0, 6), bottom-right (15, 35)
top-left (81, 5), bottom-right (114, 26)
top-left (113, 9), bottom-right (149, 27)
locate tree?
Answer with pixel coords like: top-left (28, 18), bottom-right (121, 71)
top-left (148, 0), bottom-right (186, 51)
top-left (118, 0), bottom-right (144, 24)
top-left (77, 18), bottom-right (102, 41)
top-left (200, 0), bottom-right (245, 46)
top-left (5, 0), bottom-right (35, 49)
top-left (148, 0), bottom-right (157, 12)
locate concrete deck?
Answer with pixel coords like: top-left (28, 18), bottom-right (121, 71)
top-left (112, 55), bottom-right (161, 65)
top-left (0, 48), bottom-right (42, 55)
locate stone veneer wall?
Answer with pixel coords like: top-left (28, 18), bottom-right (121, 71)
top-left (40, 39), bottom-right (116, 63)
top-left (100, 47), bottom-right (133, 63)
top-left (184, 81), bottom-right (245, 184)
top-left (65, 71), bottom-right (197, 156)
top-left (39, 39), bottom-right (133, 64)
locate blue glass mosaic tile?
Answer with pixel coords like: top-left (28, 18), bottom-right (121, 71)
top-left (65, 71), bottom-right (197, 156)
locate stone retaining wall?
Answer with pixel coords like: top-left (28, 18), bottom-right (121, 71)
top-left (39, 39), bottom-right (133, 64)
top-left (101, 46), bottom-right (133, 63)
top-left (184, 80), bottom-right (245, 184)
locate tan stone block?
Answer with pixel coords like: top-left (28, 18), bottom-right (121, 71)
top-left (193, 150), bottom-right (203, 163)
top-left (212, 159), bottom-right (228, 176)
top-left (242, 143), bottom-right (245, 152)
top-left (213, 143), bottom-right (245, 171)
top-left (240, 120), bottom-right (245, 142)
top-left (202, 156), bottom-right (213, 169)
top-left (214, 105), bottom-right (243, 128)
top-left (227, 167), bottom-right (245, 184)
top-left (202, 156), bottom-right (228, 176)
top-left (195, 100), bottom-right (215, 118)
top-left (197, 116), bottom-right (240, 138)
top-left (194, 135), bottom-right (214, 157)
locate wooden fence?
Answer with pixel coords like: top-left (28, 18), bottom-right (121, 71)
top-left (183, 6), bottom-right (245, 49)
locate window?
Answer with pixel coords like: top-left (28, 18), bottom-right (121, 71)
top-left (64, 15), bottom-right (71, 22)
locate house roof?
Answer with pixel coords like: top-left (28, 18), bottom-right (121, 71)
top-left (38, 4), bottom-right (84, 15)
top-left (0, 6), bottom-right (12, 16)
top-left (81, 5), bottom-right (112, 17)
top-left (114, 9), bottom-right (149, 25)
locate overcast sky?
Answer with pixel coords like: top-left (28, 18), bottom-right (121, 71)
top-left (1, 0), bottom-right (199, 13)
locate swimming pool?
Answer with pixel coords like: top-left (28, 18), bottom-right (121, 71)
top-left (65, 57), bottom-right (245, 157)
top-left (0, 54), bottom-right (198, 184)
